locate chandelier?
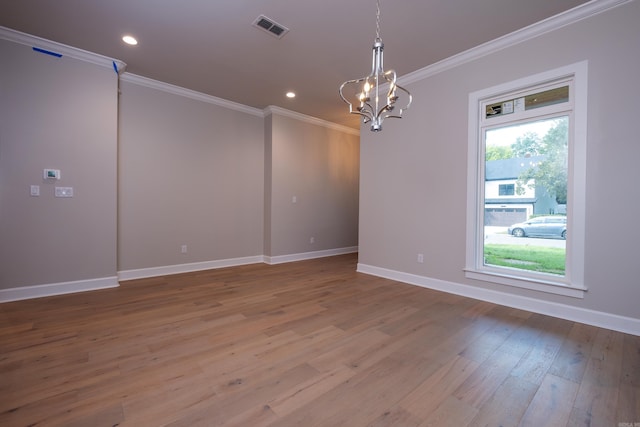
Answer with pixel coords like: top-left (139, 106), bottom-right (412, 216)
top-left (339, 0), bottom-right (412, 132)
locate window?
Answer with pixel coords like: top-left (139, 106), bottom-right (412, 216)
top-left (498, 184), bottom-right (515, 196)
top-left (465, 62), bottom-right (587, 298)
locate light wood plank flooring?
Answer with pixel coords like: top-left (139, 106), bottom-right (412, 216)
top-left (1, 254), bottom-right (638, 426)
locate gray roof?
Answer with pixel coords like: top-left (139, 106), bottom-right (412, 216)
top-left (485, 156), bottom-right (545, 180)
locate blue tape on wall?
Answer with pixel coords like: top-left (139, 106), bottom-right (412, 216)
top-left (112, 61), bottom-right (119, 74)
top-left (33, 47), bottom-right (63, 58)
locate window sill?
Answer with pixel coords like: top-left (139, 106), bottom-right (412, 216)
top-left (464, 268), bottom-right (587, 299)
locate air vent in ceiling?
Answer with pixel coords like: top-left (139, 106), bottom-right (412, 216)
top-left (253, 15), bottom-right (289, 39)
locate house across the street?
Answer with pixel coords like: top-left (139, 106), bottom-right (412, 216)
top-left (484, 155), bottom-right (564, 226)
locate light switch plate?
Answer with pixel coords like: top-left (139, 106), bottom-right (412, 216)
top-left (55, 187), bottom-right (73, 197)
top-left (30, 185), bottom-right (40, 196)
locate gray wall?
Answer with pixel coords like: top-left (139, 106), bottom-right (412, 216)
top-left (118, 80), bottom-right (265, 271)
top-left (359, 1), bottom-right (640, 320)
top-left (0, 39), bottom-right (118, 290)
top-left (0, 32), bottom-right (360, 293)
top-left (265, 112), bottom-right (360, 257)
top-left (117, 86), bottom-right (359, 272)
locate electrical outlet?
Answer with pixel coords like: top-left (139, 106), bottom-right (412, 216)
top-left (310, 237), bottom-right (315, 244)
top-left (181, 245), bottom-right (187, 254)
top-left (55, 187), bottom-right (73, 197)
top-left (417, 253), bottom-right (424, 263)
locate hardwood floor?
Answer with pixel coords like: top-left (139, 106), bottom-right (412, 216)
top-left (1, 253), bottom-right (638, 426)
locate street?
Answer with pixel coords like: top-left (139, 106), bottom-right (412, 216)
top-left (484, 227), bottom-right (566, 248)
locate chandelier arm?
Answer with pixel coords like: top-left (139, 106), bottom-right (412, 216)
top-left (382, 84), bottom-right (412, 119)
top-left (362, 102), bottom-right (375, 121)
top-left (339, 78), bottom-right (375, 123)
top-left (338, 80), bottom-right (356, 107)
top-left (339, 79), bottom-right (367, 109)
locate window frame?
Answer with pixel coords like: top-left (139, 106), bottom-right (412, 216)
top-left (465, 62), bottom-right (588, 298)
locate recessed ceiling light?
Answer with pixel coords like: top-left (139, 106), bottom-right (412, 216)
top-left (286, 92), bottom-right (296, 98)
top-left (122, 35), bottom-right (138, 46)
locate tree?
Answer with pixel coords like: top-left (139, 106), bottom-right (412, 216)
top-left (485, 145), bottom-right (513, 161)
top-left (511, 131), bottom-right (543, 157)
top-left (514, 118), bottom-right (568, 204)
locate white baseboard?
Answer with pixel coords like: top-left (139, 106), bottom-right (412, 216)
top-left (0, 276), bottom-right (119, 303)
top-left (357, 263), bottom-right (640, 337)
top-left (1, 249), bottom-right (359, 302)
top-left (264, 246), bottom-right (358, 265)
top-left (118, 255), bottom-right (265, 281)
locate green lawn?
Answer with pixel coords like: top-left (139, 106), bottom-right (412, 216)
top-left (484, 244), bottom-right (565, 275)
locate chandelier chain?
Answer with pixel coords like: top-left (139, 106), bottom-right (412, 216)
top-left (375, 0), bottom-right (381, 41)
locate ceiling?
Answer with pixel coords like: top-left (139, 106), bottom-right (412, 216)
top-left (0, 0), bottom-right (590, 129)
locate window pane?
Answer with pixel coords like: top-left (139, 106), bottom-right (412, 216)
top-left (483, 116), bottom-right (568, 276)
top-left (498, 184), bottom-right (515, 196)
top-left (524, 86), bottom-right (569, 111)
top-left (486, 86), bottom-right (569, 119)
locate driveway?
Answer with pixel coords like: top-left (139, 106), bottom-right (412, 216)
top-left (484, 227), bottom-right (566, 249)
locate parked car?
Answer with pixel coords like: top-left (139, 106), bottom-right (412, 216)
top-left (507, 216), bottom-right (567, 239)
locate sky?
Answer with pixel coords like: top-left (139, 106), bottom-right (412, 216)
top-left (485, 117), bottom-right (562, 147)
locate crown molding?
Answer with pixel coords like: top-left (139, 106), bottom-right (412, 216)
top-left (401, 0), bottom-right (633, 86)
top-left (0, 26), bottom-right (126, 73)
top-left (265, 106), bottom-right (360, 136)
top-left (120, 73), bottom-right (264, 118)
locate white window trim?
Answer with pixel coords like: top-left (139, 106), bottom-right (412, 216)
top-left (465, 61), bottom-right (588, 299)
